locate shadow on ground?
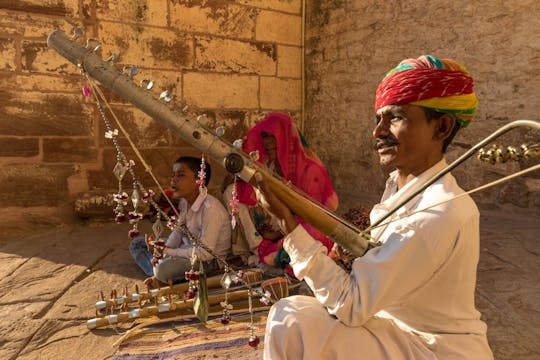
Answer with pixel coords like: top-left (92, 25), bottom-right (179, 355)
top-left (0, 206), bottom-right (538, 359)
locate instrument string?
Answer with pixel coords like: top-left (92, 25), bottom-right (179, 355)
top-left (365, 162), bottom-right (540, 243)
top-left (84, 74), bottom-right (180, 219)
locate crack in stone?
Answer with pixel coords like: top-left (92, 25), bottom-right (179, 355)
top-left (9, 319), bottom-right (47, 360)
top-left (31, 246), bottom-right (118, 320)
top-left (483, 248), bottom-right (522, 271)
top-left (2, 257), bottom-right (33, 279)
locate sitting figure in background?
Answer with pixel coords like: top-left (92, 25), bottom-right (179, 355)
top-left (130, 156), bottom-right (231, 288)
top-left (223, 112), bottom-right (339, 277)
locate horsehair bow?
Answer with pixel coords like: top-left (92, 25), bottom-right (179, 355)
top-left (47, 29), bottom-right (539, 256)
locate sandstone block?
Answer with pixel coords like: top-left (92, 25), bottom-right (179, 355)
top-left (0, 73), bottom-right (81, 93)
top-left (170, 1), bottom-right (258, 39)
top-left (43, 137), bottom-right (98, 163)
top-left (277, 45), bottom-right (301, 78)
top-left (184, 72), bottom-right (258, 108)
top-left (236, 0), bottom-right (302, 14)
top-left (0, 138), bottom-right (39, 157)
top-left (130, 69), bottom-right (183, 98)
top-left (21, 40), bottom-right (79, 75)
top-left (256, 10), bottom-right (301, 45)
top-left (98, 22), bottom-right (193, 70)
top-left (87, 147), bottom-right (178, 191)
top-left (0, 91), bottom-right (93, 136)
top-left (0, 10), bottom-right (75, 37)
top-left (195, 37), bottom-right (276, 75)
top-left (95, 0), bottom-right (167, 26)
top-left (0, 37), bottom-right (17, 71)
top-left (260, 77), bottom-right (301, 110)
top-left (0, 164), bottom-right (77, 207)
top-left (0, 0), bottom-right (78, 18)
top-left (97, 106), bottom-right (171, 148)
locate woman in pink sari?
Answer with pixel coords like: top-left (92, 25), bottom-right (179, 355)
top-left (237, 112), bottom-right (338, 276)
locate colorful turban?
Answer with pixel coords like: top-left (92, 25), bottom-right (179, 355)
top-left (375, 55), bottom-right (478, 127)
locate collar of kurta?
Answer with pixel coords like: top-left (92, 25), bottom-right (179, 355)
top-left (178, 187), bottom-right (208, 215)
top-left (377, 158), bottom-right (449, 219)
top-left (369, 158), bottom-right (449, 242)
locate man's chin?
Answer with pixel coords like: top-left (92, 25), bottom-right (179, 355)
top-left (378, 154), bottom-right (395, 167)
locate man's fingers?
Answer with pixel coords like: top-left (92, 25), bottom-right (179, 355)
top-left (254, 172), bottom-right (265, 190)
top-left (255, 172), bottom-right (281, 209)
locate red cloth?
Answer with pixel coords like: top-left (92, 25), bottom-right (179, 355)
top-left (238, 112), bottom-right (338, 271)
top-left (375, 68), bottom-right (474, 110)
top-left (239, 112), bottom-right (337, 208)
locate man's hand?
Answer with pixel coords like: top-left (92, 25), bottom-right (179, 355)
top-left (254, 172), bottom-right (298, 234)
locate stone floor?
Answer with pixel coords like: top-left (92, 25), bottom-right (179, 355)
top-left (0, 207), bottom-right (538, 360)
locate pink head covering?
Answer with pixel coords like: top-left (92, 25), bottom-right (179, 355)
top-left (239, 112), bottom-right (338, 210)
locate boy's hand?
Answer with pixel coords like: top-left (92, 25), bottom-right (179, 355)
top-left (145, 234), bottom-right (154, 253)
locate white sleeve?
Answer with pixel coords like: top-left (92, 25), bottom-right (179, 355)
top-left (166, 201), bottom-right (228, 262)
top-left (284, 216), bottom-right (456, 326)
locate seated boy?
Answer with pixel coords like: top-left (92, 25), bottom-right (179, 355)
top-left (129, 156), bottom-right (231, 288)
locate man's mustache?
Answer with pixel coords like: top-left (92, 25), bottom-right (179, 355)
top-left (373, 136), bottom-right (399, 150)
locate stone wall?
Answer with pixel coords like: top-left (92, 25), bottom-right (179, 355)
top-left (1, 0), bottom-right (539, 236)
top-left (0, 0), bottom-right (303, 236)
top-left (304, 0), bottom-right (540, 213)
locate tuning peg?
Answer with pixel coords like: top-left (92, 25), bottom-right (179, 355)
top-left (196, 114), bottom-right (208, 127)
top-left (70, 27), bottom-right (84, 41)
top-left (249, 150), bottom-right (259, 161)
top-left (140, 79), bottom-right (154, 90)
top-left (85, 38), bottom-right (101, 52)
top-left (233, 139), bottom-right (243, 150)
top-left (122, 65), bottom-right (139, 78)
top-left (159, 90), bottom-right (173, 102)
top-left (106, 53), bottom-right (120, 63)
top-left (215, 126), bottom-right (225, 137)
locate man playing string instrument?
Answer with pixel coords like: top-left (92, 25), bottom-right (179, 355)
top-left (257, 55), bottom-right (493, 359)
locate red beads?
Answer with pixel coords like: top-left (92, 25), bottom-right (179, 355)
top-left (248, 336), bottom-right (260, 348)
top-left (184, 271), bottom-right (200, 281)
top-left (185, 290), bottom-right (195, 299)
top-left (128, 229), bottom-right (140, 238)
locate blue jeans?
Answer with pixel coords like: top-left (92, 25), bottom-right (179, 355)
top-left (129, 236), bottom-right (154, 277)
top-left (129, 236), bottom-right (218, 283)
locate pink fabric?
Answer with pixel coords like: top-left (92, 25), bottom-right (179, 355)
top-left (239, 112), bottom-right (338, 268)
top-left (240, 112), bottom-right (337, 208)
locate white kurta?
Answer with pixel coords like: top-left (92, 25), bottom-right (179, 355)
top-left (264, 159), bottom-right (493, 359)
top-left (163, 191), bottom-right (231, 262)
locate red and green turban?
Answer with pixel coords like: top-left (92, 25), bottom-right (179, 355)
top-left (375, 55), bottom-right (478, 128)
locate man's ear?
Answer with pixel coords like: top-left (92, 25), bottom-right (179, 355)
top-left (434, 113), bottom-right (456, 141)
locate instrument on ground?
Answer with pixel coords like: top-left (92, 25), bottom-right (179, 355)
top-left (94, 269), bottom-right (263, 313)
top-left (87, 270), bottom-right (293, 329)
